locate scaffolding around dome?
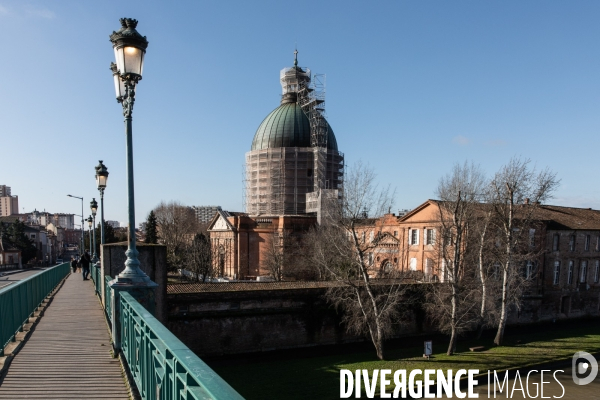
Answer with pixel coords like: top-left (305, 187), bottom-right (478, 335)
top-left (245, 54), bottom-right (344, 219)
top-left (245, 147), bottom-right (343, 216)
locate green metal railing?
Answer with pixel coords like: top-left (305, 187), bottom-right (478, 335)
top-left (105, 275), bottom-right (113, 321)
top-left (0, 263), bottom-right (70, 356)
top-left (91, 264), bottom-right (101, 295)
top-left (119, 292), bottom-right (244, 400)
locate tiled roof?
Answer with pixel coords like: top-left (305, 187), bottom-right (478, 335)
top-left (532, 205), bottom-right (600, 230)
top-left (397, 200), bottom-right (600, 231)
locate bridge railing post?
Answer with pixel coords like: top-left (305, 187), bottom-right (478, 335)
top-left (109, 282), bottom-right (157, 356)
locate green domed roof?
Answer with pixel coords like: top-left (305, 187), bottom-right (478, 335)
top-left (251, 102), bottom-right (338, 151)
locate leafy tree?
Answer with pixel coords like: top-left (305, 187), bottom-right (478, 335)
top-left (145, 210), bottom-right (158, 244)
top-left (83, 221), bottom-right (123, 257)
top-left (2, 219), bottom-right (37, 263)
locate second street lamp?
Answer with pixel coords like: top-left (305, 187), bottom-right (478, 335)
top-left (90, 198), bottom-right (98, 263)
top-left (95, 160), bottom-right (109, 257)
top-left (86, 216), bottom-right (93, 257)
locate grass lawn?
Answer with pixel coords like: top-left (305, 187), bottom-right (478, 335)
top-left (208, 319), bottom-right (600, 400)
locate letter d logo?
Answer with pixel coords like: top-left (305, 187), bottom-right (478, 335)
top-left (572, 351), bottom-right (598, 385)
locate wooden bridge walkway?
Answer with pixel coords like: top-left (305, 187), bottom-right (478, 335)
top-left (0, 272), bottom-right (129, 399)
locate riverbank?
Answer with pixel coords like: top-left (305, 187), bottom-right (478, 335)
top-left (208, 318), bottom-right (600, 399)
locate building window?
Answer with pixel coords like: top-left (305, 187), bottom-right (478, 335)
top-left (529, 229), bottom-right (536, 248)
top-left (596, 236), bottom-right (600, 252)
top-left (594, 261), bottom-right (599, 283)
top-left (569, 235), bottom-right (576, 252)
top-left (525, 261), bottom-right (535, 280)
top-left (368, 253), bottom-right (373, 266)
top-left (426, 229), bottom-right (435, 245)
top-left (369, 231), bottom-right (374, 243)
top-left (553, 261), bottom-right (561, 285)
top-left (383, 261), bottom-right (392, 273)
top-left (552, 234), bottom-right (560, 251)
top-left (393, 231), bottom-right (398, 237)
top-left (409, 257), bottom-right (417, 271)
top-left (580, 260), bottom-right (588, 283)
top-left (409, 229), bottom-right (419, 245)
top-left (424, 258), bottom-right (433, 275)
top-left (585, 235), bottom-right (591, 251)
top-left (568, 261), bottom-right (574, 284)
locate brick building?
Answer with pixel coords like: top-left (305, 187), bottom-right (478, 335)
top-left (208, 209), bottom-right (315, 279)
top-left (356, 200), bottom-right (600, 315)
top-left (208, 55), bottom-right (343, 279)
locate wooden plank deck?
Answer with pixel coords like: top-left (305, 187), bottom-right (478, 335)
top-left (0, 272), bottom-right (130, 399)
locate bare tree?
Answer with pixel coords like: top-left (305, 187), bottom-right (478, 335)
top-left (185, 232), bottom-right (213, 282)
top-left (428, 162), bottom-right (487, 355)
top-left (306, 162), bottom-right (406, 360)
top-left (262, 231), bottom-right (285, 281)
top-left (153, 201), bottom-right (199, 271)
top-left (488, 157), bottom-right (559, 345)
top-left (472, 205), bottom-right (501, 338)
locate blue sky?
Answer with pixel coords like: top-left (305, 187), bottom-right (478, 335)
top-left (1, 1), bottom-right (598, 226)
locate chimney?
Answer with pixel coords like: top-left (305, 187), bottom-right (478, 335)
top-left (524, 198), bottom-right (530, 205)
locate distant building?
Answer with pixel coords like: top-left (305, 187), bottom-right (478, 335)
top-left (63, 229), bottom-right (82, 247)
top-left (54, 213), bottom-right (75, 230)
top-left (106, 220), bottom-right (120, 228)
top-left (0, 237), bottom-right (21, 267)
top-left (26, 210), bottom-right (75, 229)
top-left (0, 185), bottom-right (11, 197)
top-left (0, 195), bottom-right (18, 217)
top-left (191, 205), bottom-right (222, 224)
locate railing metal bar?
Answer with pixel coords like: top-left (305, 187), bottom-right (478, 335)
top-left (119, 292), bottom-right (243, 400)
top-left (0, 263), bottom-right (70, 356)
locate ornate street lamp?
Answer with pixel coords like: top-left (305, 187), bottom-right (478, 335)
top-left (90, 198), bottom-right (98, 263)
top-left (95, 160), bottom-right (109, 256)
top-left (108, 18), bottom-right (156, 290)
top-left (86, 215), bottom-right (93, 255)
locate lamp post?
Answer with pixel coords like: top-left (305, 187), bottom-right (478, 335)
top-left (86, 216), bottom-right (93, 255)
top-left (67, 194), bottom-right (84, 256)
top-left (95, 161), bottom-right (109, 260)
top-left (108, 18), bottom-right (156, 301)
top-left (90, 199), bottom-right (98, 263)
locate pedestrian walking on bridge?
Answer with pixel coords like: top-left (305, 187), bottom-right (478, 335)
top-left (80, 251), bottom-right (91, 280)
top-left (70, 257), bottom-right (77, 273)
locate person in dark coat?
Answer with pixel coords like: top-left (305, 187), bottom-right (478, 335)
top-left (80, 251), bottom-right (91, 280)
top-left (70, 257), bottom-right (77, 273)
